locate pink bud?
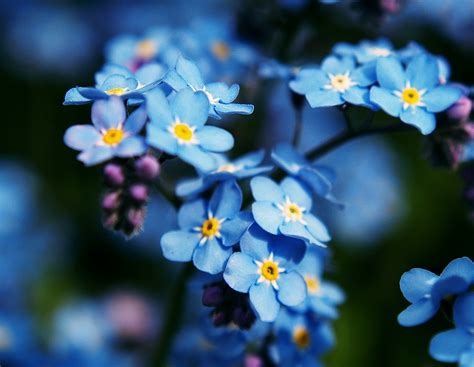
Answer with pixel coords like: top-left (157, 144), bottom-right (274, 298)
top-left (448, 96), bottom-right (472, 121)
top-left (135, 155), bottom-right (160, 181)
top-left (104, 163), bottom-right (125, 187)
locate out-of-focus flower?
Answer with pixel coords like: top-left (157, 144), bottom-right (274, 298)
top-left (333, 38), bottom-right (395, 64)
top-left (64, 97), bottom-right (147, 166)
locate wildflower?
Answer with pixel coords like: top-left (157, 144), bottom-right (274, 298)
top-left (333, 38), bottom-right (394, 64)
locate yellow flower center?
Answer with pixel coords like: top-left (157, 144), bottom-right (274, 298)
top-left (216, 164), bottom-right (239, 173)
top-left (105, 87), bottom-right (128, 96)
top-left (211, 41), bottom-right (230, 61)
top-left (401, 88), bottom-right (421, 105)
top-left (102, 128), bottom-right (125, 145)
top-left (201, 217), bottom-right (220, 238)
top-left (305, 275), bottom-right (321, 295)
top-left (173, 123), bottom-right (194, 142)
top-left (283, 203), bottom-right (303, 221)
top-left (368, 47), bottom-right (391, 57)
top-left (293, 326), bottom-right (311, 350)
top-left (260, 260), bottom-right (280, 282)
top-left (330, 74), bottom-right (353, 92)
top-left (136, 39), bottom-right (158, 60)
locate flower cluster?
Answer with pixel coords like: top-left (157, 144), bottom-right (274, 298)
top-left (398, 257), bottom-right (474, 366)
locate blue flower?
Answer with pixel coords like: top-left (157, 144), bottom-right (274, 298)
top-left (270, 308), bottom-right (334, 367)
top-left (333, 38), bottom-right (395, 64)
top-left (165, 56), bottom-right (254, 119)
top-left (64, 97), bottom-right (147, 166)
top-left (398, 257), bottom-right (474, 327)
top-left (290, 56), bottom-right (377, 108)
top-left (176, 150), bottom-right (273, 198)
top-left (161, 180), bottom-right (251, 274)
top-left (429, 292), bottom-right (474, 366)
top-left (293, 247), bottom-right (344, 319)
top-left (146, 88), bottom-right (234, 171)
top-left (64, 63), bottom-right (165, 105)
top-left (224, 224), bottom-right (307, 322)
top-left (271, 143), bottom-right (342, 207)
top-left (370, 54), bottom-right (462, 134)
top-left (250, 176), bottom-right (331, 246)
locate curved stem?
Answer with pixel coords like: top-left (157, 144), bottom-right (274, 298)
top-left (154, 262), bottom-right (195, 366)
top-left (305, 123), bottom-right (415, 161)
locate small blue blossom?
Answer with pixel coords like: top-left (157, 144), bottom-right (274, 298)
top-left (176, 150), bottom-right (273, 198)
top-left (333, 38), bottom-right (395, 64)
top-left (370, 54), bottom-right (462, 134)
top-left (294, 247), bottom-right (345, 319)
top-left (64, 97), bottom-right (148, 166)
top-left (290, 56), bottom-right (377, 108)
top-left (271, 143), bottom-right (342, 207)
top-left (270, 308), bottom-right (335, 367)
top-left (224, 224), bottom-right (307, 322)
top-left (398, 257), bottom-right (474, 327)
top-left (250, 176), bottom-right (331, 246)
top-left (161, 180), bottom-right (251, 274)
top-left (429, 292), bottom-right (474, 366)
top-left (146, 88), bottom-right (234, 171)
top-left (165, 56), bottom-right (254, 119)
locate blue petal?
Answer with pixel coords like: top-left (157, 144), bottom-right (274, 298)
top-left (279, 220), bottom-right (323, 246)
top-left (77, 87), bottom-right (108, 100)
top-left (297, 246), bottom-right (325, 277)
top-left (343, 86), bottom-right (372, 107)
top-left (220, 211), bottom-right (254, 247)
top-left (178, 199), bottom-right (207, 229)
top-left (370, 86), bottom-right (402, 117)
top-left (193, 237), bottom-right (232, 274)
top-left (289, 68), bottom-right (327, 94)
top-left (306, 90), bottom-right (344, 108)
top-left (209, 180), bottom-right (242, 219)
top-left (375, 57), bottom-right (405, 91)
top-left (196, 126), bottom-right (234, 152)
top-left (271, 143), bottom-right (307, 174)
top-left (91, 97), bottom-right (126, 130)
top-left (454, 292), bottom-right (474, 330)
top-left (146, 124), bottom-right (178, 154)
top-left (115, 136), bottom-right (147, 157)
top-left (175, 177), bottom-right (208, 198)
top-left (124, 106), bottom-right (147, 134)
top-left (64, 87), bottom-right (91, 105)
top-left (277, 272), bottom-right (306, 307)
top-left (440, 257), bottom-right (474, 284)
top-left (400, 107), bottom-right (436, 135)
top-left (178, 145), bottom-right (217, 172)
top-left (64, 125), bottom-right (101, 151)
top-left (400, 268), bottom-right (438, 303)
top-left (145, 88), bottom-right (174, 129)
top-left (135, 62), bottom-right (166, 86)
top-left (206, 82), bottom-right (239, 103)
top-left (161, 230), bottom-right (199, 262)
top-left (423, 86), bottom-right (462, 113)
top-left (429, 329), bottom-right (471, 363)
top-left (321, 56), bottom-right (355, 74)
top-left (77, 146), bottom-right (114, 166)
top-left (224, 252), bottom-right (259, 292)
top-left (172, 89), bottom-right (209, 128)
top-left (406, 54), bottom-right (439, 90)
top-left (397, 298), bottom-right (439, 327)
top-left (164, 70), bottom-right (188, 91)
top-left (270, 236), bottom-right (306, 268)
top-left (352, 63), bottom-right (377, 86)
top-left (431, 276), bottom-right (469, 303)
top-left (95, 63), bottom-right (133, 85)
top-left (249, 282), bottom-right (280, 322)
top-left (298, 167), bottom-right (332, 197)
top-left (100, 74), bottom-right (138, 91)
top-left (240, 224), bottom-right (272, 260)
top-left (175, 56), bottom-right (205, 89)
top-left (252, 202), bottom-right (283, 235)
top-left (234, 149), bottom-right (265, 168)
top-left (304, 214), bottom-right (331, 242)
top-left (215, 103), bottom-right (254, 116)
top-left (281, 177), bottom-right (312, 210)
top-left (250, 176), bottom-right (285, 202)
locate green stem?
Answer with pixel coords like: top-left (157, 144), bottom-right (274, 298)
top-left (154, 262), bottom-right (195, 366)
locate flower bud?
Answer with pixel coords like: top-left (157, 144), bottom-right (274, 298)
top-left (103, 212), bottom-right (119, 229)
top-left (232, 305), bottom-right (256, 330)
top-left (126, 208), bottom-right (146, 230)
top-left (212, 311), bottom-right (228, 327)
top-left (102, 191), bottom-right (121, 211)
top-left (129, 184), bottom-right (149, 204)
top-left (244, 355), bottom-right (264, 367)
top-left (448, 96), bottom-right (472, 121)
top-left (104, 163), bottom-right (125, 187)
top-left (135, 155), bottom-right (160, 181)
top-left (202, 284), bottom-right (225, 307)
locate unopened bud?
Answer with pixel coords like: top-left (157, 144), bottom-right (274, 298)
top-left (129, 184), bottom-right (149, 204)
top-left (202, 285), bottom-right (225, 307)
top-left (135, 155), bottom-right (160, 181)
top-left (448, 96), bottom-right (472, 121)
top-left (104, 163), bottom-right (125, 187)
top-left (102, 191), bottom-right (121, 211)
top-left (244, 355), bottom-right (263, 367)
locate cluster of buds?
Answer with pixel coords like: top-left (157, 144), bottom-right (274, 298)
top-left (424, 95), bottom-right (474, 169)
top-left (102, 154), bottom-right (160, 237)
top-left (202, 281), bottom-right (256, 330)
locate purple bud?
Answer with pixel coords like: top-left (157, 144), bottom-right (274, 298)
top-left (102, 191), bottom-right (121, 211)
top-left (103, 212), bottom-right (119, 229)
top-left (104, 163), bottom-right (125, 187)
top-left (380, 0), bottom-right (400, 13)
top-left (202, 285), bottom-right (225, 307)
top-left (212, 311), bottom-right (227, 327)
top-left (135, 155), bottom-right (160, 181)
top-left (232, 306), bottom-right (256, 330)
top-left (464, 122), bottom-right (474, 139)
top-left (244, 355), bottom-right (263, 367)
top-left (448, 96), bottom-right (472, 121)
top-left (126, 208), bottom-right (146, 230)
top-left (129, 184), bottom-right (149, 203)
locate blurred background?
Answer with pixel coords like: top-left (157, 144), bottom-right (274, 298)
top-left (0, 0), bottom-right (473, 366)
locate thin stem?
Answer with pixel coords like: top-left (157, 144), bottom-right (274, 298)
top-left (154, 262), bottom-right (195, 366)
top-left (305, 123), bottom-right (415, 161)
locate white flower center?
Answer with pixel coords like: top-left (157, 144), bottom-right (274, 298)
top-left (324, 72), bottom-right (357, 93)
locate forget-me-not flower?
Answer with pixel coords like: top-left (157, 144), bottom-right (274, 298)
top-left (398, 257), bottom-right (474, 327)
top-left (175, 150), bottom-right (273, 198)
top-left (146, 88), bottom-right (234, 172)
top-left (161, 180), bottom-right (252, 274)
top-left (165, 56), bottom-right (254, 119)
top-left (370, 54), bottom-right (462, 134)
top-left (64, 97), bottom-right (147, 166)
top-left (333, 38), bottom-right (395, 64)
top-left (250, 176), bottom-right (331, 246)
top-left (224, 224), bottom-right (307, 322)
top-left (289, 56), bottom-right (377, 108)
